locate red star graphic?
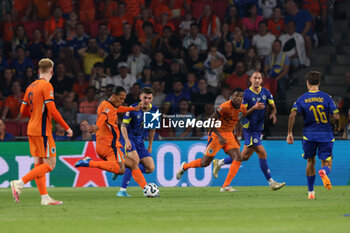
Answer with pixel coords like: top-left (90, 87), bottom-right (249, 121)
top-left (60, 141), bottom-right (108, 187)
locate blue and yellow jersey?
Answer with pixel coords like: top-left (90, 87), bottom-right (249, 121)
top-left (292, 91), bottom-right (339, 142)
top-left (122, 102), bottom-right (158, 141)
top-left (242, 87), bottom-right (274, 132)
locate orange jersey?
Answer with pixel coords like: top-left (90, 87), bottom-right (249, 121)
top-left (215, 100), bottom-right (247, 134)
top-left (22, 79), bottom-right (69, 136)
top-left (4, 93), bottom-right (24, 119)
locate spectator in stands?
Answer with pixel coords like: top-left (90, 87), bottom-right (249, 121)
top-left (139, 22), bottom-right (157, 56)
top-left (164, 59), bottom-right (187, 94)
top-left (11, 0), bottom-right (31, 21)
top-left (75, 119), bottom-right (96, 141)
top-left (99, 84), bottom-right (115, 103)
top-left (163, 78), bottom-right (191, 114)
top-left (182, 23), bottom-right (208, 53)
top-left (225, 5), bottom-right (242, 32)
top-left (169, 0), bottom-right (191, 18)
top-left (172, 98), bottom-right (194, 137)
top-left (185, 44), bottom-right (207, 78)
top-left (96, 23), bottom-right (114, 53)
top-left (68, 23), bottom-right (90, 57)
top-left (56, 47), bottom-right (81, 78)
top-left (194, 102), bottom-right (214, 138)
top-left (1, 81), bottom-right (23, 120)
top-left (151, 79), bottom-right (166, 108)
top-left (53, 123), bottom-right (70, 141)
top-left (151, 51), bottom-right (170, 83)
top-left (79, 87), bottom-right (98, 114)
top-left (264, 39), bottom-right (290, 114)
top-left (252, 20), bottom-right (276, 58)
top-left (11, 25), bottom-right (28, 54)
top-left (242, 4), bottom-right (263, 39)
top-left (214, 85), bottom-right (231, 109)
top-left (279, 21), bottom-right (310, 73)
top-left (179, 11), bottom-right (194, 38)
top-left (44, 6), bottom-right (65, 40)
top-left (98, 0), bottom-right (118, 19)
top-left (204, 47), bottom-right (226, 93)
top-left (32, 0), bottom-right (54, 20)
top-left (108, 1), bottom-right (132, 38)
top-left (259, 0), bottom-right (276, 19)
top-left (103, 40), bottom-right (126, 77)
top-left (66, 11), bottom-right (78, 41)
top-left (342, 110), bottom-right (350, 140)
top-left (284, 0), bottom-right (313, 57)
top-left (108, 62), bottom-right (136, 92)
top-left (126, 0), bottom-right (145, 19)
top-left (79, 38), bottom-right (106, 75)
top-left (26, 29), bottom-right (46, 61)
top-left (51, 63), bottom-right (74, 104)
top-left (232, 26), bottom-right (250, 61)
top-left (155, 12), bottom-right (175, 35)
top-left (125, 83), bottom-right (141, 106)
top-left (339, 87), bottom-right (350, 115)
top-left (151, 0), bottom-right (172, 19)
top-left (199, 5), bottom-right (221, 42)
top-left (184, 73), bottom-right (199, 95)
top-left (137, 65), bottom-right (153, 88)
top-left (117, 22), bottom-right (138, 56)
top-left (235, 0), bottom-right (261, 18)
top-left (11, 46), bottom-right (34, 80)
top-left (191, 78), bottom-right (216, 116)
top-left (56, 0), bottom-right (73, 18)
top-left (222, 41), bottom-right (238, 78)
top-left (44, 48), bottom-right (54, 60)
top-left (303, 0), bottom-right (327, 21)
top-left (0, 119), bottom-right (15, 141)
top-left (155, 26), bottom-right (181, 59)
top-left (217, 23), bottom-right (234, 52)
top-left (244, 47), bottom-right (262, 75)
top-left (127, 43), bottom-right (151, 80)
top-left (59, 95), bottom-right (77, 129)
top-left (21, 66), bottom-right (37, 90)
top-left (135, 8), bottom-right (156, 39)
top-left (48, 28), bottom-right (67, 58)
top-left (0, 68), bottom-right (14, 97)
top-left (89, 62), bottom-right (109, 98)
top-left (73, 72), bottom-right (89, 101)
top-left (0, 48), bottom-right (9, 76)
top-left (79, 0), bottom-right (95, 22)
top-left (268, 6), bottom-right (285, 37)
top-left (225, 62), bottom-right (250, 91)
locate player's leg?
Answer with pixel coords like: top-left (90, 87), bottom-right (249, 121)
top-left (318, 141), bottom-right (333, 190)
top-left (221, 148), bottom-right (242, 192)
top-left (124, 150), bottom-right (147, 189)
top-left (140, 156), bottom-right (155, 174)
top-left (303, 139), bottom-right (317, 199)
top-left (118, 149), bottom-right (139, 197)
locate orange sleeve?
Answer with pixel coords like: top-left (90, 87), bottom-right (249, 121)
top-left (20, 103), bottom-right (31, 117)
top-left (240, 104), bottom-right (247, 115)
top-left (46, 101), bottom-right (70, 131)
top-left (117, 106), bottom-right (135, 113)
top-left (216, 102), bottom-right (227, 117)
top-left (96, 112), bottom-right (108, 129)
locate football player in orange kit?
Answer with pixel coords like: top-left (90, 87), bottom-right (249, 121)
top-left (74, 86), bottom-right (148, 190)
top-left (10, 58), bottom-right (73, 205)
top-left (176, 88), bottom-right (265, 191)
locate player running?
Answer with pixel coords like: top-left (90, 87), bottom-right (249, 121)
top-left (10, 58), bottom-right (73, 205)
top-left (116, 87), bottom-right (158, 197)
top-left (287, 71), bottom-right (339, 200)
top-left (212, 72), bottom-right (285, 190)
top-left (74, 87), bottom-right (152, 190)
top-left (176, 88), bottom-right (265, 191)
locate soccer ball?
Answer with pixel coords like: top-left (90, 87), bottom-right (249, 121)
top-left (143, 183), bottom-right (159, 197)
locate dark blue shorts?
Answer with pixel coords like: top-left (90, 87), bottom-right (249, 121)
top-left (120, 137), bottom-right (151, 159)
top-left (243, 129), bottom-right (262, 147)
top-left (302, 140), bottom-right (333, 161)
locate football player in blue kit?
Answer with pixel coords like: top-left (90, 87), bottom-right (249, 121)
top-left (287, 71), bottom-right (339, 199)
top-left (213, 72), bottom-right (285, 190)
top-left (116, 87), bottom-right (158, 197)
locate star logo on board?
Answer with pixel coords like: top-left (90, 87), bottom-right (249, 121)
top-left (143, 109), bottom-right (161, 129)
top-left (60, 141), bottom-right (108, 187)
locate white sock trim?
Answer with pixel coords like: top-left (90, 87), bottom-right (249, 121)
top-left (119, 188), bottom-right (127, 192)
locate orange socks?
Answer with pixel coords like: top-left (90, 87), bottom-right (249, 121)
top-left (132, 169), bottom-right (147, 189)
top-left (22, 163), bottom-right (52, 184)
top-left (222, 161), bottom-right (241, 188)
top-left (183, 158), bottom-right (202, 170)
top-left (34, 164), bottom-right (48, 195)
top-left (89, 161), bottom-right (120, 174)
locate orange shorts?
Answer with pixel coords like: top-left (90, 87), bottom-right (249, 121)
top-left (96, 143), bottom-right (125, 163)
top-left (204, 132), bottom-right (239, 157)
top-left (28, 135), bottom-right (56, 157)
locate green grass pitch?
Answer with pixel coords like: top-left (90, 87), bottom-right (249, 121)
top-left (1, 186), bottom-right (350, 233)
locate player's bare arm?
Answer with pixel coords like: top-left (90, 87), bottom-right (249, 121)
top-left (208, 111), bottom-right (226, 145)
top-left (147, 129), bottom-right (156, 153)
top-left (287, 110), bottom-right (297, 144)
top-left (121, 123), bottom-right (132, 150)
top-left (242, 101), bottom-right (265, 118)
top-left (269, 102), bottom-right (277, 124)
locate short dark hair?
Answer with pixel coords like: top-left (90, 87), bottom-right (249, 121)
top-left (142, 21), bottom-right (154, 29)
top-left (273, 39), bottom-right (282, 46)
top-left (179, 98), bottom-right (189, 104)
top-left (163, 26), bottom-right (172, 32)
top-left (141, 87), bottom-right (154, 95)
top-left (93, 62), bottom-right (104, 68)
top-left (259, 20), bottom-right (268, 27)
top-left (113, 86), bottom-right (127, 95)
top-left (190, 22), bottom-right (199, 28)
top-left (98, 23), bottom-right (107, 28)
top-left (305, 71), bottom-right (321, 85)
top-left (232, 87), bottom-right (244, 94)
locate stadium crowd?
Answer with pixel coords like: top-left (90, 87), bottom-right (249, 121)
top-left (0, 0), bottom-right (346, 140)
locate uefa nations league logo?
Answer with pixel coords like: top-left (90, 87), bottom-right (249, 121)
top-left (144, 110), bottom-right (161, 129)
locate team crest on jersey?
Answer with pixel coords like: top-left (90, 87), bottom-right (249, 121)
top-left (208, 148), bottom-right (214, 154)
top-left (50, 90), bottom-right (53, 97)
top-left (257, 97), bottom-right (261, 101)
top-left (125, 111), bottom-right (130, 116)
top-left (104, 108), bottom-right (110, 113)
top-left (51, 147), bottom-right (56, 154)
top-left (253, 138), bottom-right (258, 143)
top-left (137, 115), bottom-right (140, 119)
top-left (262, 95), bottom-right (266, 100)
top-left (238, 112), bottom-right (243, 119)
